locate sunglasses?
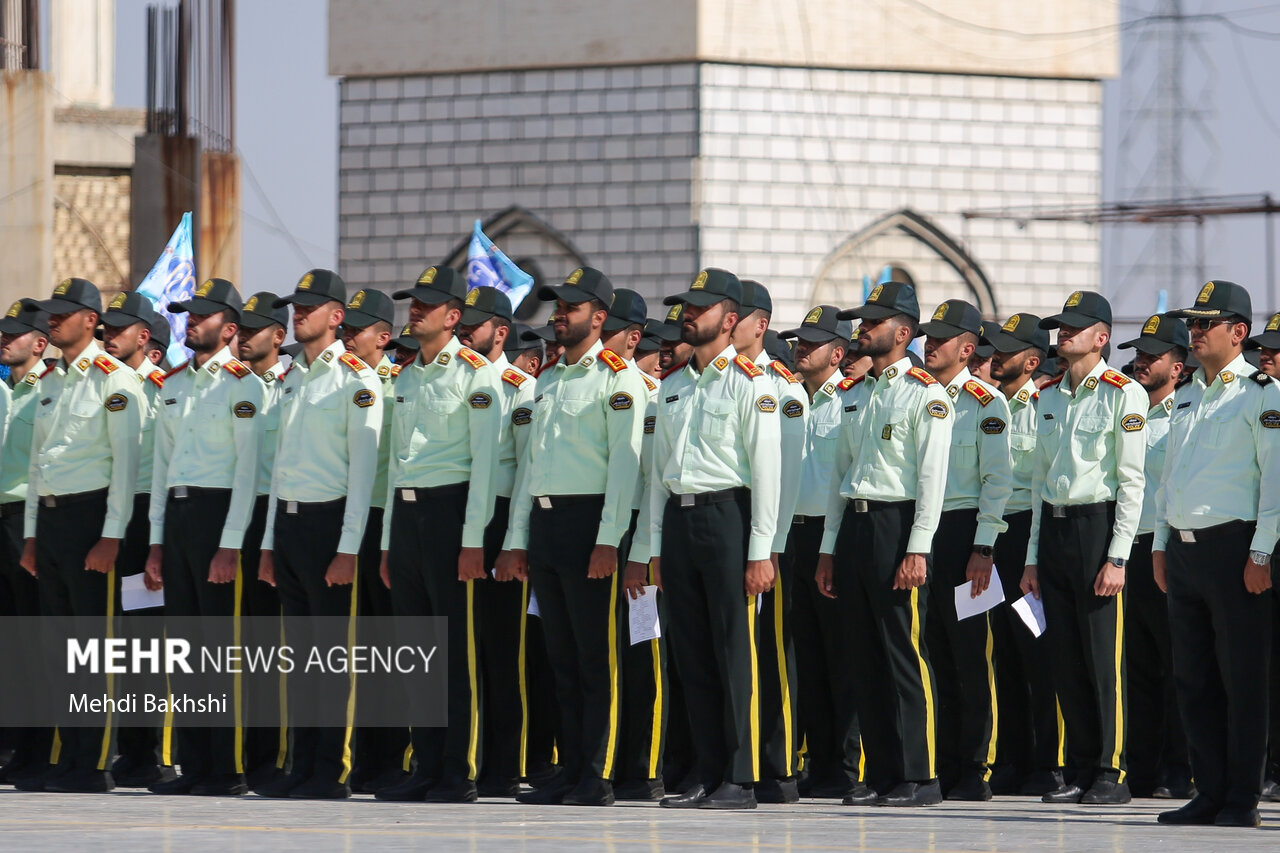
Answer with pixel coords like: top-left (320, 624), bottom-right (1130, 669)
top-left (1183, 317), bottom-right (1237, 331)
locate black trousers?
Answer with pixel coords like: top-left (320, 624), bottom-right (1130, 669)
top-left (662, 489), bottom-right (759, 787)
top-left (240, 494), bottom-right (288, 774)
top-left (387, 485), bottom-right (482, 783)
top-left (617, 509), bottom-right (668, 784)
top-left (1270, 588), bottom-right (1280, 784)
top-left (479, 496), bottom-right (528, 784)
top-left (788, 516), bottom-right (861, 789)
top-left (991, 510), bottom-right (1061, 778)
top-left (832, 499), bottom-right (936, 786)
top-left (1038, 503), bottom-right (1126, 785)
top-left (528, 495), bottom-right (620, 784)
top-left (1167, 521), bottom-right (1271, 809)
top-left (1125, 531), bottom-right (1191, 793)
top-left (0, 503), bottom-right (53, 769)
top-left (759, 523), bottom-right (799, 781)
top-left (36, 492), bottom-right (114, 772)
top-left (162, 488), bottom-right (242, 778)
top-left (273, 499), bottom-right (358, 786)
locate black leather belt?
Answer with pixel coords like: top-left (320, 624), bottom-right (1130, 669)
top-left (792, 515), bottom-right (824, 525)
top-left (1043, 501), bottom-right (1111, 519)
top-left (1171, 519), bottom-right (1255, 544)
top-left (848, 498), bottom-right (910, 513)
top-left (669, 487), bottom-right (746, 508)
top-left (278, 497), bottom-right (345, 515)
top-left (39, 488), bottom-right (107, 508)
top-left (169, 486), bottom-right (231, 500)
top-left (395, 483), bottom-right (468, 503)
top-left (532, 494), bottom-right (603, 510)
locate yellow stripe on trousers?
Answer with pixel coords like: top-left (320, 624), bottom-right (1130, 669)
top-left (646, 563), bottom-right (662, 779)
top-left (233, 558), bottom-right (245, 774)
top-left (908, 587), bottom-right (936, 779)
top-left (1056, 699), bottom-right (1066, 768)
top-left (1111, 590), bottom-right (1125, 783)
top-left (465, 580), bottom-right (480, 780)
top-left (338, 559), bottom-right (359, 784)
top-left (773, 582), bottom-right (794, 776)
top-left (601, 572), bottom-right (621, 779)
top-left (747, 599), bottom-right (761, 782)
top-left (518, 581), bottom-right (530, 777)
top-left (982, 618), bottom-right (998, 780)
top-left (96, 569), bottom-right (117, 771)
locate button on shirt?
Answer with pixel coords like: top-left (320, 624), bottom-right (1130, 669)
top-left (25, 342), bottom-right (141, 539)
top-left (794, 370), bottom-right (847, 519)
top-left (148, 347), bottom-right (266, 549)
top-left (255, 365), bottom-right (285, 496)
top-left (1138, 394), bottom-right (1175, 535)
top-left (383, 335), bottom-right (500, 551)
top-left (1026, 359), bottom-right (1147, 565)
top-left (758, 353), bottom-right (808, 554)
top-left (941, 368), bottom-right (1012, 546)
top-left (649, 346), bottom-right (782, 563)
top-left (821, 358), bottom-right (953, 555)
top-left (492, 353), bottom-right (536, 500)
top-left (134, 362), bottom-right (165, 495)
top-left (265, 340), bottom-right (382, 555)
top-left (505, 340), bottom-right (645, 552)
top-left (0, 368), bottom-right (40, 504)
top-left (1153, 355), bottom-right (1280, 554)
top-left (1004, 382), bottom-right (1039, 515)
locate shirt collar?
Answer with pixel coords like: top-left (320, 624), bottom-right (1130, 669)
top-left (944, 366), bottom-right (973, 399)
top-left (816, 367), bottom-right (844, 399)
top-left (491, 352), bottom-right (510, 370)
top-left (420, 334), bottom-right (462, 369)
top-left (1149, 392), bottom-right (1176, 418)
top-left (1009, 378), bottom-right (1036, 407)
top-left (871, 356), bottom-right (913, 385)
top-left (1058, 357), bottom-right (1109, 397)
top-left (1195, 353), bottom-right (1251, 389)
top-left (556, 338), bottom-right (604, 371)
top-left (61, 340), bottom-right (104, 376)
top-left (134, 360), bottom-right (161, 383)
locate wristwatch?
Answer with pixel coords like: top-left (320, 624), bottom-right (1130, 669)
top-left (972, 545), bottom-right (993, 558)
top-left (1250, 550), bottom-right (1272, 566)
top-left (1111, 558), bottom-right (1127, 569)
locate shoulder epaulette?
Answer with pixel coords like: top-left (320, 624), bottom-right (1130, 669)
top-left (338, 351), bottom-right (367, 374)
top-left (1100, 369), bottom-right (1130, 389)
top-left (1253, 370), bottom-right (1274, 386)
top-left (147, 370), bottom-right (165, 389)
top-left (390, 364), bottom-right (402, 378)
top-left (223, 359), bottom-right (250, 379)
top-left (770, 360), bottom-right (800, 384)
top-left (39, 363), bottom-right (56, 379)
top-left (734, 354), bottom-right (763, 378)
top-left (458, 347), bottom-right (486, 369)
top-left (659, 360), bottom-right (687, 380)
top-left (963, 379), bottom-right (994, 406)
top-left (643, 374), bottom-right (657, 392)
top-left (501, 368), bottom-right (527, 388)
top-left (838, 376), bottom-right (863, 390)
top-left (906, 366), bottom-right (936, 386)
top-left (599, 349), bottom-right (628, 373)
top-left (93, 354), bottom-right (118, 375)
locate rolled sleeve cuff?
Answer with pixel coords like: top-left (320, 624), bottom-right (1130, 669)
top-left (748, 534), bottom-right (773, 562)
top-left (906, 527), bottom-right (934, 555)
top-left (973, 523), bottom-right (1001, 548)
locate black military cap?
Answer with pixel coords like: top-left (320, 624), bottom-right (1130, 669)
top-left (460, 286), bottom-right (514, 325)
top-left (1169, 279), bottom-right (1253, 322)
top-left (982, 313), bottom-right (1051, 354)
top-left (763, 330), bottom-right (794, 369)
top-left (239, 291), bottom-right (290, 330)
top-left (101, 291), bottom-right (160, 328)
top-left (504, 322), bottom-right (540, 355)
top-left (1119, 313), bottom-right (1191, 355)
top-left (392, 322), bottom-right (419, 352)
top-left (837, 280), bottom-right (920, 321)
top-left (520, 323), bottom-right (557, 343)
top-left (171, 278), bottom-right (243, 317)
top-left (1251, 312), bottom-right (1280, 349)
top-left (973, 326), bottom-right (995, 358)
top-left (0, 299), bottom-right (50, 336)
top-left (392, 265), bottom-right (466, 306)
top-left (538, 267), bottom-right (613, 305)
top-left (663, 268), bottom-right (742, 308)
top-left (1040, 290), bottom-right (1112, 329)
top-left (344, 288), bottom-right (396, 328)
top-left (603, 288), bottom-right (648, 332)
top-left (276, 269), bottom-right (346, 308)
top-left (739, 280), bottom-right (773, 315)
top-left (279, 341), bottom-right (303, 358)
top-left (149, 316), bottom-right (172, 350)
top-left (38, 277), bottom-right (102, 314)
top-left (648, 304), bottom-right (685, 342)
top-left (779, 305), bottom-right (852, 344)
top-left (918, 299), bottom-right (983, 339)
top-left (636, 332), bottom-right (662, 354)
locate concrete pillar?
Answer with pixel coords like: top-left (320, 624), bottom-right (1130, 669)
top-left (130, 133), bottom-right (199, 287)
top-left (0, 71), bottom-right (54, 305)
top-left (51, 0), bottom-right (115, 107)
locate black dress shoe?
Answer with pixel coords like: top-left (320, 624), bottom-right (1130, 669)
top-left (192, 772), bottom-right (248, 796)
top-left (289, 777), bottom-right (352, 800)
top-left (947, 775), bottom-right (992, 801)
top-left (46, 769), bottom-right (114, 793)
top-left (363, 768), bottom-right (411, 794)
top-left (1042, 782), bottom-right (1087, 803)
top-left (756, 777), bottom-right (799, 804)
top-left (877, 780), bottom-right (942, 807)
top-left (246, 765), bottom-right (289, 790)
top-left (1019, 770), bottom-right (1064, 797)
top-left (524, 762), bottom-right (562, 789)
top-left (116, 762), bottom-right (174, 788)
top-left (986, 764), bottom-right (1018, 796)
top-left (1081, 780), bottom-right (1130, 804)
top-left (563, 777), bottom-right (614, 806)
top-left (149, 773), bottom-right (202, 795)
top-left (515, 778), bottom-right (573, 805)
top-left (809, 778), bottom-right (857, 799)
top-left (660, 783), bottom-right (709, 808)
top-left (476, 776), bottom-right (520, 798)
top-left (7, 761), bottom-right (51, 788)
top-left (1158, 794), bottom-right (1220, 825)
top-left (1215, 806), bottom-right (1262, 827)
top-left (1261, 779), bottom-right (1280, 802)
top-left (374, 773), bottom-right (434, 802)
top-left (15, 764), bottom-right (71, 792)
top-left (254, 771), bottom-right (307, 799)
top-left (1152, 780), bottom-right (1197, 800)
top-left (614, 778), bottom-right (665, 800)
top-left (842, 784), bottom-right (879, 806)
top-left (699, 782), bottom-right (756, 810)
top-left (424, 777), bottom-right (478, 803)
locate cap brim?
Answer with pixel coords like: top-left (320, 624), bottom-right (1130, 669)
top-left (1039, 310), bottom-right (1105, 329)
top-left (99, 312), bottom-right (147, 328)
top-left (391, 287), bottom-right (453, 305)
top-left (778, 327), bottom-right (840, 343)
top-left (342, 308), bottom-right (391, 329)
top-left (237, 314), bottom-right (284, 330)
top-left (0, 318), bottom-right (42, 334)
top-left (662, 291), bottom-right (726, 308)
top-left (1249, 332), bottom-right (1280, 349)
top-left (170, 297), bottom-right (237, 316)
top-left (837, 304), bottom-right (906, 321)
top-left (35, 297), bottom-right (88, 314)
top-left (917, 320), bottom-right (975, 339)
top-left (981, 330), bottom-right (1036, 353)
top-left (649, 325), bottom-right (684, 342)
top-left (602, 315), bottom-right (643, 332)
top-left (538, 284), bottom-right (597, 304)
top-left (974, 345), bottom-right (995, 358)
top-left (1117, 336), bottom-right (1176, 354)
top-left (460, 307), bottom-right (509, 325)
top-left (635, 338), bottom-right (661, 353)
top-left (520, 327), bottom-right (557, 343)
top-left (393, 337), bottom-right (420, 350)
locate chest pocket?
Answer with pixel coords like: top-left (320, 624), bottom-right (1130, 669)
top-left (556, 396), bottom-right (596, 440)
top-left (876, 411), bottom-right (909, 457)
top-left (1073, 414), bottom-right (1109, 462)
top-left (949, 416), bottom-right (978, 468)
top-left (63, 395), bottom-right (102, 438)
top-left (1204, 404), bottom-right (1248, 446)
top-left (196, 398), bottom-right (235, 448)
top-left (424, 397), bottom-right (463, 441)
top-left (699, 397), bottom-right (735, 440)
top-left (1010, 432), bottom-right (1036, 477)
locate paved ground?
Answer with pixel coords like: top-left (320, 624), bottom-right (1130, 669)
top-left (0, 792), bottom-right (1277, 852)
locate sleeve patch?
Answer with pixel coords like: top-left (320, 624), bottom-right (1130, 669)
top-left (783, 399), bottom-right (804, 418)
top-left (354, 389), bottom-right (377, 408)
top-left (644, 415), bottom-right (656, 434)
top-left (734, 354), bottom-right (764, 378)
top-left (609, 392), bottom-right (634, 411)
top-left (1261, 410), bottom-right (1280, 429)
top-left (512, 406), bottom-right (533, 426)
top-left (469, 392), bottom-right (492, 409)
top-left (756, 394), bottom-right (778, 413)
top-left (1121, 413), bottom-right (1146, 432)
top-left (927, 400), bottom-right (949, 419)
top-left (104, 393), bottom-right (128, 412)
top-left (234, 401), bottom-right (257, 419)
top-left (980, 416), bottom-right (1006, 434)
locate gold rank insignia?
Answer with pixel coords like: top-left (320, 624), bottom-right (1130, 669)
top-left (1002, 315), bottom-right (1020, 332)
top-left (349, 290), bottom-right (367, 309)
top-left (377, 364), bottom-right (391, 377)
top-left (1016, 388), bottom-right (1030, 403)
top-left (390, 364), bottom-right (402, 377)
top-left (770, 361), bottom-right (799, 383)
top-left (1196, 281), bottom-right (1214, 303)
top-left (245, 296), bottom-right (259, 312)
top-left (932, 303), bottom-right (948, 321)
top-left (195, 280), bottom-right (215, 297)
top-left (5, 301), bottom-right (20, 318)
top-left (1268, 313), bottom-right (1280, 333)
top-left (76, 358), bottom-right (91, 372)
top-left (109, 293), bottom-right (128, 310)
top-left (666, 304), bottom-right (682, 322)
top-left (713, 356), bottom-right (729, 371)
top-left (322, 350), bottom-right (335, 363)
top-left (868, 284), bottom-right (884, 302)
top-left (54, 279), bottom-right (72, 296)
top-left (906, 366), bottom-right (936, 386)
top-left (418, 267), bottom-right (437, 285)
top-left (805, 306), bottom-right (823, 325)
top-left (298, 272), bottom-right (315, 290)
top-left (691, 270), bottom-right (708, 290)
top-left (458, 348), bottom-right (486, 369)
top-left (963, 379), bottom-right (994, 406)
top-left (464, 289), bottom-right (478, 306)
top-left (566, 269), bottom-right (584, 285)
top-left (339, 351), bottom-right (366, 373)
top-left (1084, 377), bottom-right (1098, 389)
top-left (501, 368), bottom-right (526, 387)
top-left (1100, 369), bottom-right (1130, 388)
top-left (581, 355), bottom-right (594, 367)
top-left (148, 371), bottom-right (165, 388)
top-left (1065, 291), bottom-right (1083, 307)
top-left (224, 360), bottom-right (250, 378)
top-left (1222, 371), bottom-right (1236, 384)
top-left (1142, 315), bottom-right (1161, 335)
top-left (436, 351), bottom-right (451, 365)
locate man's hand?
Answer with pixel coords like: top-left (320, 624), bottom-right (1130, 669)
top-left (208, 547), bottom-right (239, 585)
top-left (258, 550), bottom-right (275, 587)
top-left (1020, 564), bottom-right (1039, 600)
top-left (144, 544), bottom-right (163, 591)
top-left (892, 553), bottom-right (927, 590)
top-left (623, 561), bottom-right (651, 599)
top-left (84, 538), bottom-right (120, 574)
top-left (1152, 550), bottom-right (1167, 594)
top-left (1093, 561), bottom-right (1125, 597)
top-left (745, 558), bottom-right (776, 597)
top-left (815, 554), bottom-right (835, 599)
top-left (587, 544), bottom-right (619, 580)
top-left (965, 551), bottom-right (994, 598)
top-left (325, 553), bottom-right (357, 587)
top-left (1244, 557), bottom-right (1272, 595)
top-left (380, 551), bottom-right (391, 590)
top-left (458, 546), bottom-right (486, 582)
top-left (495, 549), bottom-right (528, 582)
top-left (20, 538), bottom-right (37, 578)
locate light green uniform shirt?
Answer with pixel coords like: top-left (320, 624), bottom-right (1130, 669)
top-left (1027, 358), bottom-right (1147, 566)
top-left (505, 340), bottom-right (645, 552)
top-left (624, 366), bottom-right (660, 564)
top-left (368, 354), bottom-right (396, 511)
top-left (795, 369), bottom-right (847, 519)
top-left (148, 346), bottom-right (266, 549)
top-left (1003, 381), bottom-right (1039, 515)
top-left (755, 352), bottom-right (809, 554)
top-left (821, 357), bottom-right (953, 555)
top-left (384, 335), bottom-right (501, 550)
top-left (0, 367), bottom-right (39, 504)
top-left (648, 345), bottom-right (782, 563)
top-left (940, 368), bottom-right (1012, 547)
top-left (265, 340), bottom-right (382, 555)
top-left (25, 341), bottom-right (141, 539)
top-left (133, 362), bottom-right (165, 495)
top-left (491, 353), bottom-right (536, 500)
top-left (1138, 393), bottom-right (1175, 536)
top-left (255, 363), bottom-right (285, 496)
top-left (1154, 355), bottom-right (1280, 554)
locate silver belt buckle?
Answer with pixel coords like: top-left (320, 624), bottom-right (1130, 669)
top-left (42, 495), bottom-right (55, 508)
top-left (537, 496), bottom-right (552, 510)
top-left (401, 488), bottom-right (417, 503)
top-left (285, 501), bottom-right (298, 515)
top-left (853, 499), bottom-right (869, 513)
top-left (1179, 529), bottom-right (1196, 544)
top-left (1051, 505), bottom-right (1066, 519)
top-left (680, 494), bottom-right (695, 508)
top-left (174, 486), bottom-right (188, 499)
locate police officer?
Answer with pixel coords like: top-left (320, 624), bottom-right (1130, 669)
top-left (918, 299), bottom-right (1012, 801)
top-left (0, 301), bottom-right (51, 787)
top-left (731, 280), bottom-right (807, 803)
top-left (776, 306), bottom-right (864, 800)
top-left (376, 266), bottom-right (499, 804)
top-left (654, 303), bottom-right (691, 375)
top-left (18, 278), bottom-right (141, 793)
top-left (506, 324), bottom-right (544, 378)
top-left (391, 323), bottom-right (420, 366)
top-left (650, 268), bottom-right (781, 811)
top-left (635, 325), bottom-right (662, 379)
top-left (257, 269), bottom-right (382, 800)
top-left (1154, 281), bottom-right (1280, 828)
top-left (814, 281), bottom-right (952, 807)
top-left (1020, 291), bottom-right (1146, 805)
top-left (1116, 314), bottom-right (1193, 800)
top-left (983, 314), bottom-right (1062, 795)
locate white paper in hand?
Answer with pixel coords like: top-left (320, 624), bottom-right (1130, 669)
top-left (954, 566), bottom-right (1004, 621)
top-left (628, 585), bottom-right (661, 646)
top-left (1012, 592), bottom-right (1047, 638)
top-left (527, 589), bottom-right (540, 619)
top-left (121, 572), bottom-right (164, 612)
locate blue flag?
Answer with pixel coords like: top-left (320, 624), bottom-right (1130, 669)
top-left (136, 212), bottom-right (196, 365)
top-left (466, 220), bottom-right (534, 309)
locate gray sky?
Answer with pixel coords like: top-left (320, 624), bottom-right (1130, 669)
top-left (113, 1), bottom-right (1280, 315)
